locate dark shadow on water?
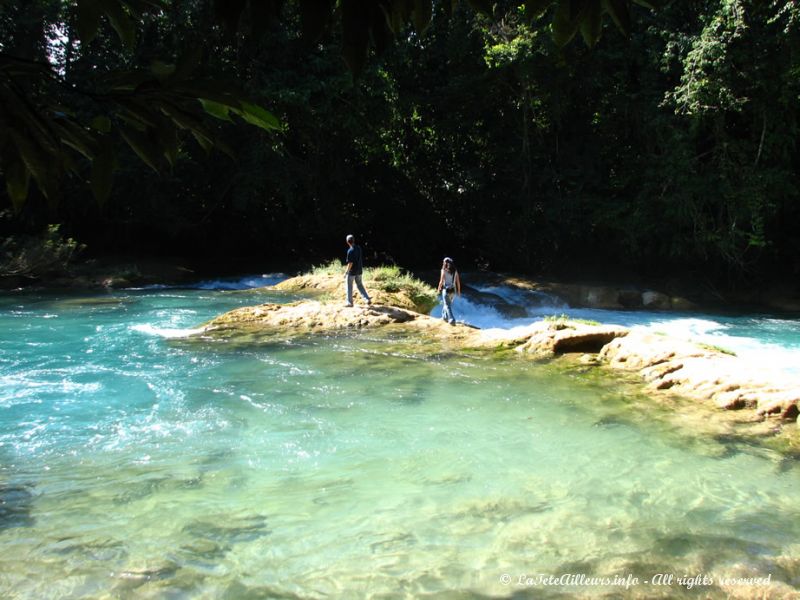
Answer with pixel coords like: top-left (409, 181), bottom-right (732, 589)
top-left (592, 416), bottom-right (629, 429)
top-left (182, 513), bottom-right (271, 545)
top-left (0, 483), bottom-right (34, 530)
top-left (221, 581), bottom-right (308, 600)
top-left (654, 532), bottom-right (776, 559)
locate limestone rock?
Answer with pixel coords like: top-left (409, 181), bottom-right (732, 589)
top-left (200, 300), bottom-right (473, 343)
top-left (514, 322), bottom-right (629, 357)
top-left (272, 272), bottom-right (437, 314)
top-left (642, 290), bottom-right (670, 310)
top-left (669, 296), bottom-right (697, 311)
top-left (601, 331), bottom-right (800, 421)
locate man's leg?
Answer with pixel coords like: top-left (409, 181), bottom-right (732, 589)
top-left (345, 275), bottom-right (354, 305)
top-left (354, 275), bottom-right (371, 303)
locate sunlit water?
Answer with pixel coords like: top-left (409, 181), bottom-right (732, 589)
top-left (1, 278), bottom-right (799, 598)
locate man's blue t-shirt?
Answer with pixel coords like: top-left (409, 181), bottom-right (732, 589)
top-left (346, 245), bottom-right (363, 276)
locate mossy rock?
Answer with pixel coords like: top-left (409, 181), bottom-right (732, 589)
top-left (271, 263), bottom-right (438, 314)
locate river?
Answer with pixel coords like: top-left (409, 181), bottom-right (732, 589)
top-left (1, 276), bottom-right (798, 598)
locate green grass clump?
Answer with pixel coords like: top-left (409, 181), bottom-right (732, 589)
top-left (307, 261), bottom-right (438, 313)
top-left (368, 265), bottom-right (438, 311)
top-left (543, 313), bottom-right (601, 326)
top-left (310, 259), bottom-right (344, 277)
top-left (697, 342), bottom-right (737, 356)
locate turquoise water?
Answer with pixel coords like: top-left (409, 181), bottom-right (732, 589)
top-left (1, 284), bottom-right (799, 598)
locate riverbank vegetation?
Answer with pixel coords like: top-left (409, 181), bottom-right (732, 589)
top-left (2, 1), bottom-right (799, 291)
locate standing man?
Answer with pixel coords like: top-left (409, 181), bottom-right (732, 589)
top-left (344, 234), bottom-right (371, 307)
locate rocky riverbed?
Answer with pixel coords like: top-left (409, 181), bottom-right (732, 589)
top-left (194, 272), bottom-right (800, 446)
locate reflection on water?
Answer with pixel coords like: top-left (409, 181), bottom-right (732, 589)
top-left (0, 290), bottom-right (798, 598)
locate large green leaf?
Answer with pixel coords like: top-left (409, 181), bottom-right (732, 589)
top-left (54, 119), bottom-right (99, 159)
top-left (525, 0), bottom-right (554, 20)
top-left (9, 130), bottom-right (56, 200)
top-left (174, 83), bottom-right (244, 108)
top-left (76, 0), bottom-right (103, 44)
top-left (341, 0), bottom-right (370, 76)
top-left (552, 0), bottom-right (581, 46)
top-left (102, 70), bottom-right (154, 91)
top-left (90, 115), bottom-right (113, 133)
top-left (386, 0), bottom-right (414, 33)
top-left (466, 0), bottom-right (492, 17)
top-left (4, 159), bottom-right (30, 213)
top-left (369, 5), bottom-right (392, 54)
top-left (191, 130), bottom-right (213, 154)
top-left (569, 0), bottom-right (590, 21)
top-left (200, 99), bottom-right (233, 122)
top-left (580, 0), bottom-right (603, 47)
top-left (299, 0), bottom-right (334, 41)
top-left (442, 0), bottom-right (459, 18)
top-left (100, 0), bottom-right (137, 48)
top-left (150, 116), bottom-right (180, 166)
top-left (150, 60), bottom-right (176, 80)
top-left (249, 0), bottom-right (283, 37)
top-left (412, 0), bottom-right (433, 33)
top-left (116, 98), bottom-right (159, 129)
top-left (173, 45), bottom-right (203, 81)
top-left (119, 126), bottom-right (161, 172)
top-left (90, 138), bottom-right (115, 205)
top-left (602, 0), bottom-right (631, 36)
top-left (236, 102), bottom-right (282, 131)
top-left (214, 0), bottom-right (247, 34)
top-left (3, 87), bottom-right (60, 155)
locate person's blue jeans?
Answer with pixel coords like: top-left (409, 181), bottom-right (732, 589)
top-left (346, 274), bottom-right (370, 305)
top-left (441, 289), bottom-right (456, 324)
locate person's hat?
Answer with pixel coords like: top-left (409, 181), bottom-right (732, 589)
top-left (346, 234), bottom-right (355, 243)
top-left (443, 257), bottom-right (452, 263)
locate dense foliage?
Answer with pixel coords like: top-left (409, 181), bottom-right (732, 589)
top-left (1, 0), bottom-right (798, 286)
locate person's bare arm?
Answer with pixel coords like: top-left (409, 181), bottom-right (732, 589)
top-left (437, 269), bottom-right (445, 292)
top-left (455, 272), bottom-right (461, 296)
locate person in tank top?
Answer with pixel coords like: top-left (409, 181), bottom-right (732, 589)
top-left (437, 257), bottom-right (461, 325)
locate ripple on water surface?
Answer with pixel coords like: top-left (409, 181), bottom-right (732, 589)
top-left (0, 290), bottom-right (798, 598)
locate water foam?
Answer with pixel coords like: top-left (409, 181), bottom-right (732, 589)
top-left (137, 273), bottom-right (288, 291)
top-left (131, 324), bottom-right (205, 338)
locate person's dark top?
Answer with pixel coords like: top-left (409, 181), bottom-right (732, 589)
top-left (346, 245), bottom-right (363, 276)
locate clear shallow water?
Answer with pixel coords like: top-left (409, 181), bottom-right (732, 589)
top-left (1, 282), bottom-right (799, 598)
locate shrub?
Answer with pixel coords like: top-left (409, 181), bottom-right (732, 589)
top-left (310, 259), bottom-right (343, 277)
top-left (308, 261), bottom-right (438, 313)
top-left (0, 225), bottom-right (84, 279)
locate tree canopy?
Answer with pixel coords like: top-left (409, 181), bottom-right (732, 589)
top-left (2, 0), bottom-right (799, 287)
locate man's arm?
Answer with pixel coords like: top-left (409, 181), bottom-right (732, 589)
top-left (344, 247), bottom-right (353, 275)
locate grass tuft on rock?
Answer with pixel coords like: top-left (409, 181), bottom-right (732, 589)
top-left (544, 313), bottom-right (601, 327)
top-left (307, 261), bottom-right (438, 314)
top-left (697, 342), bottom-right (737, 356)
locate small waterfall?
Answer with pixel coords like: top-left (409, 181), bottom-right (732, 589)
top-left (141, 273), bottom-right (288, 291)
